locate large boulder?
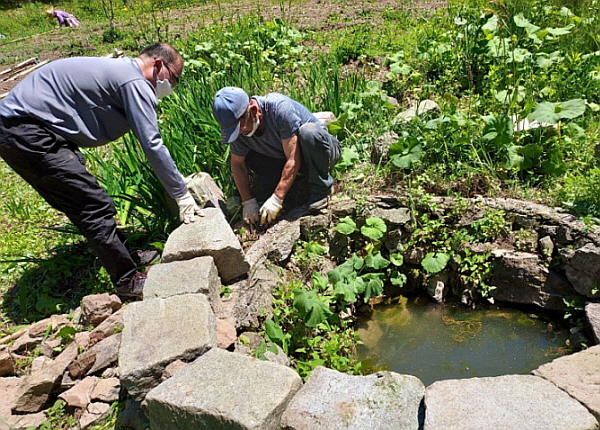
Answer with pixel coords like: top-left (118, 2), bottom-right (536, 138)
top-left (280, 366), bottom-right (425, 430)
top-left (424, 374), bottom-right (598, 430)
top-left (144, 256), bottom-right (222, 313)
top-left (533, 345), bottom-right (600, 421)
top-left (119, 294), bottom-right (216, 401)
top-left (143, 348), bottom-right (302, 430)
top-left (489, 250), bottom-right (578, 310)
top-left (565, 243), bottom-right (600, 298)
top-left (162, 207), bottom-right (249, 283)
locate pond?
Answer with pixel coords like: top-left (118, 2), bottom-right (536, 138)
top-left (357, 296), bottom-right (571, 386)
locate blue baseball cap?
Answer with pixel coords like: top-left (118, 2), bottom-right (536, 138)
top-left (212, 87), bottom-right (249, 143)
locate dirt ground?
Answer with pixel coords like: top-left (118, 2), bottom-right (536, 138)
top-left (0, 0), bottom-right (444, 96)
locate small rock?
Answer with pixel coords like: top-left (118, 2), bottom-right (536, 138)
top-left (101, 367), bottom-right (119, 378)
top-left (216, 318), bottom-right (237, 349)
top-left (59, 376), bottom-right (99, 409)
top-left (9, 332), bottom-right (42, 354)
top-left (79, 402), bottom-right (111, 430)
top-left (40, 338), bottom-right (62, 358)
top-left (0, 348), bottom-right (15, 376)
top-left (90, 377), bottom-right (120, 403)
top-left (162, 360), bottom-right (189, 380)
top-left (75, 331), bottom-right (91, 349)
top-left (81, 293), bottom-right (122, 327)
top-left (30, 356), bottom-right (50, 373)
top-left (68, 349), bottom-right (96, 379)
top-left (89, 307), bottom-right (124, 342)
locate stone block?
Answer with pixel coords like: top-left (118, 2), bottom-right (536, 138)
top-left (162, 208), bottom-right (249, 283)
top-left (424, 374), bottom-right (598, 430)
top-left (119, 294), bottom-right (216, 401)
top-left (281, 367), bottom-right (424, 430)
top-left (533, 345), bottom-right (600, 421)
top-left (144, 256), bottom-right (222, 313)
top-left (143, 348), bottom-right (302, 430)
top-left (185, 172), bottom-right (227, 214)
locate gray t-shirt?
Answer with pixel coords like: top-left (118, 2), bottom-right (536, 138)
top-left (230, 93), bottom-right (325, 159)
top-left (0, 56), bottom-right (187, 198)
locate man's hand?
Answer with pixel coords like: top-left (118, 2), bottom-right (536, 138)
top-left (242, 198), bottom-right (260, 224)
top-left (175, 191), bottom-right (202, 223)
top-left (260, 194), bottom-right (283, 224)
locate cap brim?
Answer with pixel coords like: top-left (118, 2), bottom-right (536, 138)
top-left (222, 121), bottom-right (241, 143)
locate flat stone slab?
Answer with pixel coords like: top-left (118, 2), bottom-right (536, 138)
top-left (424, 374), bottom-right (598, 430)
top-left (143, 348), bottom-right (302, 430)
top-left (119, 294), bottom-right (216, 401)
top-left (280, 366), bottom-right (425, 430)
top-left (533, 345), bottom-right (600, 421)
top-left (144, 256), bottom-right (222, 312)
top-left (162, 207), bottom-right (250, 283)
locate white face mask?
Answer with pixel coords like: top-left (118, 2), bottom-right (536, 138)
top-left (244, 115), bottom-right (260, 137)
top-left (156, 79), bottom-right (173, 98)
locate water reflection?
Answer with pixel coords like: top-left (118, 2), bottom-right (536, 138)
top-left (357, 296), bottom-right (571, 386)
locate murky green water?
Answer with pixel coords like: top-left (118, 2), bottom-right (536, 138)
top-left (357, 296), bottom-right (571, 386)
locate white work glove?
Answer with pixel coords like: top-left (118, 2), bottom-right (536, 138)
top-left (242, 198), bottom-right (260, 225)
top-left (175, 191), bottom-right (202, 223)
top-left (260, 194), bottom-right (283, 225)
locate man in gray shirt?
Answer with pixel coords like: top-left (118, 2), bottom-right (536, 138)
top-left (0, 43), bottom-right (201, 298)
top-left (212, 87), bottom-right (340, 225)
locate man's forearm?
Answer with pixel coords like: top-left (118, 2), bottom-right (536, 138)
top-left (274, 158), bottom-right (300, 200)
top-left (231, 160), bottom-right (253, 202)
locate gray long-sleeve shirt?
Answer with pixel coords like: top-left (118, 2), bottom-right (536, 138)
top-left (0, 56), bottom-right (187, 198)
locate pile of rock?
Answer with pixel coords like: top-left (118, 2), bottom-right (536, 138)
top-left (1, 293), bottom-right (125, 429)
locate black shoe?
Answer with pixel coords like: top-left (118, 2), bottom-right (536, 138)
top-left (115, 272), bottom-right (146, 298)
top-left (132, 250), bottom-right (160, 266)
top-left (307, 194), bottom-right (329, 213)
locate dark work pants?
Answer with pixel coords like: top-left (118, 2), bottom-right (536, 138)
top-left (245, 123), bottom-right (341, 202)
top-left (0, 116), bottom-right (137, 288)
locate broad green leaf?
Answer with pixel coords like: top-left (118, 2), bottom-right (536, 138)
top-left (335, 147), bottom-right (359, 170)
top-left (390, 144), bottom-right (423, 169)
top-left (514, 14), bottom-right (540, 33)
top-left (333, 273), bottom-right (361, 303)
top-left (528, 99), bottom-right (586, 124)
top-left (541, 146), bottom-right (567, 176)
top-left (421, 252), bottom-right (450, 274)
top-left (482, 15), bottom-right (499, 35)
top-left (361, 273), bottom-right (384, 301)
top-left (508, 48), bottom-right (530, 63)
top-left (361, 217), bottom-right (387, 240)
top-left (55, 326), bottom-right (76, 343)
top-left (365, 252), bottom-right (390, 270)
top-left (390, 253), bottom-right (404, 266)
top-left (305, 241), bottom-right (325, 256)
top-left (312, 272), bottom-right (328, 292)
top-left (265, 320), bottom-right (285, 344)
top-left (546, 24), bottom-right (574, 36)
top-left (505, 145), bottom-right (525, 169)
top-left (482, 114), bottom-right (513, 147)
top-left (348, 253), bottom-right (365, 270)
top-left (536, 51), bottom-right (563, 68)
top-left (390, 270), bottom-right (407, 287)
top-left (335, 217), bottom-right (357, 235)
top-left (293, 289), bottom-right (333, 327)
top-left (390, 62), bottom-right (411, 75)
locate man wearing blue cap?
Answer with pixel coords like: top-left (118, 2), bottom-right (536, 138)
top-left (212, 87), bottom-right (341, 225)
top-left (0, 43), bottom-right (202, 298)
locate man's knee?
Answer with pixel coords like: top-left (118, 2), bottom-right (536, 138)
top-left (298, 123), bottom-right (323, 149)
